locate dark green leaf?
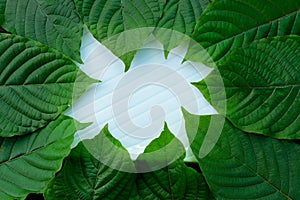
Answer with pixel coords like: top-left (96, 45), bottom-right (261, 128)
top-left (74, 0), bottom-right (165, 69)
top-left (185, 114), bottom-right (300, 199)
top-left (196, 36), bottom-right (300, 139)
top-left (0, 0), bottom-right (83, 62)
top-left (45, 125), bottom-right (211, 200)
top-left (190, 0), bottom-right (300, 64)
top-left (45, 142), bottom-right (137, 200)
top-left (155, 0), bottom-right (210, 51)
top-left (136, 124), bottom-right (211, 200)
top-left (0, 116), bottom-right (84, 200)
top-left (0, 34), bottom-right (96, 137)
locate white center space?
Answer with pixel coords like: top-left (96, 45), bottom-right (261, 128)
top-left (67, 28), bottom-right (217, 160)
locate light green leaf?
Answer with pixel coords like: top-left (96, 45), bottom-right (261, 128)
top-left (0, 115), bottom-right (84, 200)
top-left (45, 125), bottom-right (211, 200)
top-left (135, 123), bottom-right (186, 171)
top-left (0, 34), bottom-right (96, 137)
top-left (185, 114), bottom-right (300, 200)
top-left (196, 36), bottom-right (300, 139)
top-left (0, 0), bottom-right (83, 63)
top-left (74, 0), bottom-right (164, 40)
top-left (154, 0), bottom-right (210, 51)
top-left (190, 0), bottom-right (300, 64)
top-left (74, 0), bottom-right (165, 69)
top-left (82, 125), bottom-right (136, 172)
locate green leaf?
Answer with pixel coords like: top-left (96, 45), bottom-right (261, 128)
top-left (74, 0), bottom-right (164, 40)
top-left (82, 125), bottom-right (136, 172)
top-left (196, 36), bottom-right (300, 139)
top-left (74, 0), bottom-right (165, 69)
top-left (0, 115), bottom-right (83, 200)
top-left (154, 0), bottom-right (210, 51)
top-left (0, 34), bottom-right (96, 137)
top-left (185, 114), bottom-right (300, 199)
top-left (135, 161), bottom-right (210, 200)
top-left (0, 0), bottom-right (83, 63)
top-left (44, 142), bottom-right (137, 200)
top-left (190, 0), bottom-right (300, 64)
top-left (45, 125), bottom-right (211, 200)
top-left (157, 0), bottom-right (209, 34)
top-left (135, 123), bottom-right (186, 172)
top-left (136, 124), bottom-right (211, 200)
top-left (45, 126), bottom-right (137, 200)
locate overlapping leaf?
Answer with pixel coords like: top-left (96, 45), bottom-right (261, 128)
top-left (157, 0), bottom-right (209, 34)
top-left (185, 114), bottom-right (300, 199)
top-left (0, 0), bottom-right (83, 62)
top-left (45, 142), bottom-right (137, 199)
top-left (74, 0), bottom-right (164, 41)
top-left (45, 125), bottom-right (211, 200)
top-left (135, 125), bottom-right (211, 200)
top-left (74, 0), bottom-right (211, 69)
top-left (190, 0), bottom-right (300, 64)
top-left (0, 34), bottom-right (95, 137)
top-left (154, 0), bottom-right (210, 51)
top-left (74, 0), bottom-right (165, 69)
top-left (196, 36), bottom-right (300, 139)
top-left (0, 116), bottom-right (84, 200)
top-left (0, 1), bottom-right (298, 200)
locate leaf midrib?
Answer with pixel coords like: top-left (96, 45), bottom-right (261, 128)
top-left (203, 9), bottom-right (300, 49)
top-left (201, 133), bottom-right (293, 199)
top-left (0, 134), bottom-right (71, 168)
top-left (0, 81), bottom-right (90, 87)
top-left (207, 84), bottom-right (300, 89)
top-left (32, 0), bottom-right (75, 52)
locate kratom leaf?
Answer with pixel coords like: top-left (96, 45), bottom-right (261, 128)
top-left (136, 124), bottom-right (211, 200)
top-left (44, 140), bottom-right (137, 200)
top-left (185, 114), bottom-right (300, 200)
top-left (190, 0), bottom-right (300, 64)
top-left (0, 34), bottom-right (95, 137)
top-left (157, 0), bottom-right (209, 34)
top-left (74, 0), bottom-right (165, 69)
top-left (135, 161), bottom-right (210, 200)
top-left (0, 0), bottom-right (83, 63)
top-left (44, 125), bottom-right (137, 200)
top-left (74, 0), bottom-right (164, 40)
top-left (45, 125), bottom-right (211, 200)
top-left (196, 36), bottom-right (300, 139)
top-left (155, 0), bottom-right (210, 51)
top-left (136, 123), bottom-right (186, 171)
top-left (0, 116), bottom-right (84, 200)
